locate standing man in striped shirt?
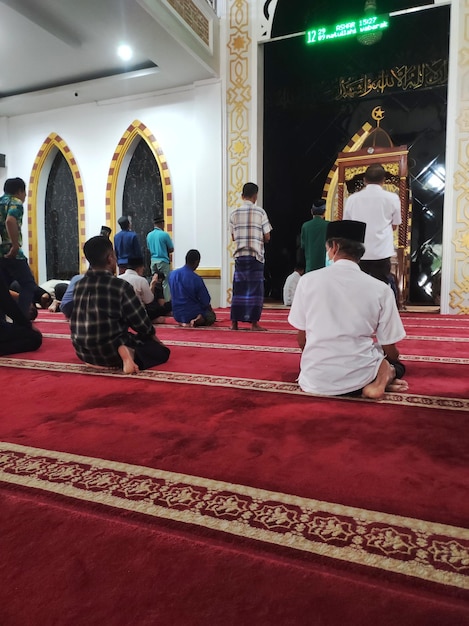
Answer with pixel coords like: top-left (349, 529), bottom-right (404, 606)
top-left (229, 182), bottom-right (272, 331)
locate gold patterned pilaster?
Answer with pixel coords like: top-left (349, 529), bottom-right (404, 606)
top-left (448, 2), bottom-right (469, 313)
top-left (226, 0), bottom-right (252, 303)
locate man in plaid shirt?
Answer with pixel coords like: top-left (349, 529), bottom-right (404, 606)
top-left (229, 182), bottom-right (272, 331)
top-left (70, 236), bottom-right (170, 374)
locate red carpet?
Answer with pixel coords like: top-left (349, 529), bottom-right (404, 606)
top-left (0, 308), bottom-right (468, 624)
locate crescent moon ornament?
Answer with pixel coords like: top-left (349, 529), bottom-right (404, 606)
top-left (372, 106), bottom-right (385, 127)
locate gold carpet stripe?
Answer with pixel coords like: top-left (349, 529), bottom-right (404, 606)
top-left (400, 316), bottom-right (469, 322)
top-left (41, 333), bottom-right (301, 353)
top-left (37, 319), bottom-right (469, 341)
top-left (0, 441), bottom-right (467, 590)
top-left (404, 335), bottom-right (469, 343)
top-left (40, 334), bottom-right (469, 364)
top-left (38, 318), bottom-right (298, 334)
top-left (403, 324), bottom-right (469, 330)
top-left (400, 355), bottom-right (469, 364)
top-left (0, 358), bottom-right (467, 410)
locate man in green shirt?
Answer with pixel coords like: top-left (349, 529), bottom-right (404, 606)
top-left (0, 178), bottom-right (36, 317)
top-left (300, 199), bottom-right (330, 273)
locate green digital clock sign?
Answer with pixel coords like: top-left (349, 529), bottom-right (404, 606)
top-left (306, 15), bottom-right (389, 45)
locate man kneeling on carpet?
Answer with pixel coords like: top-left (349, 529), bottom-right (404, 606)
top-left (169, 249), bottom-right (216, 327)
top-left (288, 220), bottom-right (408, 400)
top-left (0, 272), bottom-right (42, 355)
top-left (70, 236), bottom-right (170, 374)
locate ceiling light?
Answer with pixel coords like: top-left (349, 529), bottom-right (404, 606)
top-left (117, 44), bottom-right (133, 61)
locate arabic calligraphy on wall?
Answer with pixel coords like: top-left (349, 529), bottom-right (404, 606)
top-left (337, 60), bottom-right (448, 100)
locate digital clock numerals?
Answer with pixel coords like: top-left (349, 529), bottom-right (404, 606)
top-left (305, 14), bottom-right (389, 45)
top-left (359, 17), bottom-right (378, 27)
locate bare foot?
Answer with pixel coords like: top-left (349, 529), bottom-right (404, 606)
top-left (386, 378), bottom-right (409, 393)
top-left (362, 360), bottom-right (395, 400)
top-left (153, 316), bottom-right (166, 324)
top-left (41, 293), bottom-right (53, 308)
top-left (118, 345), bottom-right (139, 375)
top-left (251, 323), bottom-right (267, 332)
top-left (231, 321), bottom-right (238, 331)
top-left (190, 314), bottom-right (204, 327)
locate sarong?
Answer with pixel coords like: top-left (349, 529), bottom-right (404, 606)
top-left (230, 256), bottom-right (264, 322)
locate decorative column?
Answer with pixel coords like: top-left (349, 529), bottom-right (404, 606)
top-left (442, 0), bottom-right (469, 313)
top-left (222, 0), bottom-right (254, 305)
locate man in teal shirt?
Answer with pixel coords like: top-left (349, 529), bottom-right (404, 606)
top-left (300, 199), bottom-right (330, 273)
top-left (146, 216), bottom-right (174, 301)
top-left (0, 178), bottom-right (36, 317)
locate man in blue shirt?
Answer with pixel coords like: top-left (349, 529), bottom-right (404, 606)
top-left (59, 273), bottom-right (84, 318)
top-left (146, 216), bottom-right (174, 301)
top-left (169, 249), bottom-right (216, 327)
top-left (114, 216), bottom-right (142, 274)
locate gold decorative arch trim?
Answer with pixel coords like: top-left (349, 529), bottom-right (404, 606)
top-left (323, 122), bottom-right (372, 220)
top-left (106, 120), bottom-right (173, 237)
top-left (28, 133), bottom-right (86, 278)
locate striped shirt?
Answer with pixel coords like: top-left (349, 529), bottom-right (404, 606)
top-left (70, 269), bottom-right (155, 367)
top-left (229, 201), bottom-right (272, 263)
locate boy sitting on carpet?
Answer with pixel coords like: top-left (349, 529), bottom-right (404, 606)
top-left (288, 220), bottom-right (408, 400)
top-left (70, 236), bottom-right (170, 374)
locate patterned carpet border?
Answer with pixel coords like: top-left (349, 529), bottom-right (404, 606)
top-left (0, 442), bottom-right (467, 590)
top-left (0, 358), bottom-right (468, 411)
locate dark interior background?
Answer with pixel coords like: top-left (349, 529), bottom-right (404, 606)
top-left (263, 0), bottom-right (449, 304)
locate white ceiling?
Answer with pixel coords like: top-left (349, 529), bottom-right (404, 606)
top-left (0, 0), bottom-right (219, 117)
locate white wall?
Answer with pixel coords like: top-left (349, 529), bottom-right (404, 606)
top-left (0, 117), bottom-right (9, 187)
top-left (0, 79), bottom-right (223, 287)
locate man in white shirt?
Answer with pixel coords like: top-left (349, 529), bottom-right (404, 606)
top-left (119, 257), bottom-right (167, 323)
top-left (288, 220), bottom-right (408, 400)
top-left (283, 265), bottom-right (304, 306)
top-left (343, 164), bottom-right (401, 286)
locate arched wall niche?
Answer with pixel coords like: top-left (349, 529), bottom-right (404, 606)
top-left (106, 120), bottom-right (173, 240)
top-left (28, 133), bottom-right (85, 280)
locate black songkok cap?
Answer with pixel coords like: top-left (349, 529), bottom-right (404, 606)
top-left (311, 198), bottom-right (326, 214)
top-left (326, 220), bottom-right (366, 243)
top-left (127, 257), bottom-right (145, 268)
